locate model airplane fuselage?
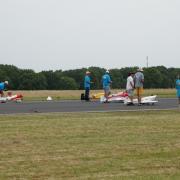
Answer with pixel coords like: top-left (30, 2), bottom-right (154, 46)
top-left (0, 94), bottom-right (23, 103)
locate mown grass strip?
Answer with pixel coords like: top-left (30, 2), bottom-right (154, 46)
top-left (9, 89), bottom-right (177, 101)
top-left (0, 111), bottom-right (180, 179)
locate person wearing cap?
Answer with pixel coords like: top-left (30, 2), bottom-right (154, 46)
top-left (134, 68), bottom-right (144, 105)
top-left (126, 72), bottom-right (135, 105)
top-left (84, 71), bottom-right (91, 101)
top-left (0, 81), bottom-right (9, 97)
top-left (102, 70), bottom-right (112, 103)
top-left (175, 75), bottom-right (180, 107)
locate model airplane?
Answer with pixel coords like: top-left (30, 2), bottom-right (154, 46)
top-left (0, 93), bottom-right (23, 103)
top-left (100, 91), bottom-right (158, 105)
top-left (92, 92), bottom-right (105, 99)
top-left (100, 91), bottom-right (128, 103)
top-left (124, 95), bottom-right (158, 105)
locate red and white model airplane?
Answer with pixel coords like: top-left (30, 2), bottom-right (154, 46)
top-left (0, 92), bottom-right (23, 103)
top-left (100, 91), bottom-right (128, 103)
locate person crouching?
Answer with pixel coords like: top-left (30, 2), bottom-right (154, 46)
top-left (0, 81), bottom-right (9, 97)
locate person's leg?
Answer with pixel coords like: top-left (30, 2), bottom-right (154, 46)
top-left (0, 90), bottom-right (4, 97)
top-left (104, 87), bottom-right (109, 102)
top-left (178, 90), bottom-right (180, 105)
top-left (139, 87), bottom-right (143, 104)
top-left (127, 90), bottom-right (132, 103)
top-left (87, 88), bottom-right (90, 101)
top-left (176, 90), bottom-right (180, 107)
top-left (85, 87), bottom-right (90, 101)
top-left (130, 90), bottom-right (134, 104)
top-left (139, 88), bottom-right (141, 104)
top-left (136, 88), bottom-right (140, 104)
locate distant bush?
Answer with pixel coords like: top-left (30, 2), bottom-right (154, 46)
top-left (0, 64), bottom-right (179, 90)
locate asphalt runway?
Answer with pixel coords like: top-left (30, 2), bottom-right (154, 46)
top-left (0, 98), bottom-right (179, 114)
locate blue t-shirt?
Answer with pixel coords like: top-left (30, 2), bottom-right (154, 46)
top-left (102, 74), bottom-right (111, 88)
top-left (0, 82), bottom-right (5, 90)
top-left (84, 75), bottom-right (91, 88)
top-left (176, 79), bottom-right (180, 90)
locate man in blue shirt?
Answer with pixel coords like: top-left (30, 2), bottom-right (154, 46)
top-left (176, 75), bottom-right (180, 106)
top-left (84, 71), bottom-right (91, 101)
top-left (0, 81), bottom-right (9, 97)
top-left (102, 70), bottom-right (112, 103)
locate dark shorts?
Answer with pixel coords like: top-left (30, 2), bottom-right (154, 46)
top-left (103, 86), bottom-right (110, 94)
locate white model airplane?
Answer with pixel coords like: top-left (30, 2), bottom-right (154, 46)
top-left (124, 95), bottom-right (158, 105)
top-left (100, 91), bottom-right (158, 105)
top-left (0, 94), bottom-right (23, 103)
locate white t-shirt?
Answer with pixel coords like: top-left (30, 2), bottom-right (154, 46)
top-left (126, 76), bottom-right (134, 90)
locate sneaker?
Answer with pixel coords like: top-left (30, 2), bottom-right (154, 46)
top-left (127, 102), bottom-right (134, 106)
top-left (104, 100), bottom-right (109, 103)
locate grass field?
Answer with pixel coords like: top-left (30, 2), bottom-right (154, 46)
top-left (10, 89), bottom-right (176, 101)
top-left (0, 110), bottom-right (180, 179)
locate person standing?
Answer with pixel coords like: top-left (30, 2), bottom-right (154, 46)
top-left (102, 70), bottom-right (112, 103)
top-left (84, 71), bottom-right (91, 101)
top-left (176, 75), bottom-right (180, 107)
top-left (0, 81), bottom-right (9, 97)
top-left (126, 72), bottom-right (135, 105)
top-left (134, 68), bottom-right (144, 105)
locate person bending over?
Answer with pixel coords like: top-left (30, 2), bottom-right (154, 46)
top-left (0, 81), bottom-right (9, 97)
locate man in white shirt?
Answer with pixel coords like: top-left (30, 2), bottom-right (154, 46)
top-left (126, 72), bottom-right (135, 105)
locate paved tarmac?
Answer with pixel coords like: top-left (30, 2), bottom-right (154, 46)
top-left (0, 98), bottom-right (178, 114)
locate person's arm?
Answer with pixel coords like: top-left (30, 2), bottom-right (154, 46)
top-left (108, 75), bottom-right (112, 84)
top-left (141, 74), bottom-right (144, 84)
top-left (3, 84), bottom-right (8, 91)
top-left (133, 76), bottom-right (136, 88)
top-left (130, 82), bottom-right (134, 89)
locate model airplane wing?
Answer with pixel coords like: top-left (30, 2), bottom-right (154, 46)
top-left (124, 95), bottom-right (158, 105)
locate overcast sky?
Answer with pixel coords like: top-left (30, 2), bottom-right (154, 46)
top-left (0, 0), bottom-right (180, 72)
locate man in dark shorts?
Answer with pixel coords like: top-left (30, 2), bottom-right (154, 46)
top-left (102, 70), bottom-right (112, 103)
top-left (84, 71), bottom-right (91, 101)
top-left (176, 75), bottom-right (180, 107)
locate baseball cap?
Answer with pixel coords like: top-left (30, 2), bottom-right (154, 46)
top-left (137, 68), bottom-right (143, 72)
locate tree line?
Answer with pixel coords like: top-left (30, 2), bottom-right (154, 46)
top-left (0, 64), bottom-right (179, 90)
